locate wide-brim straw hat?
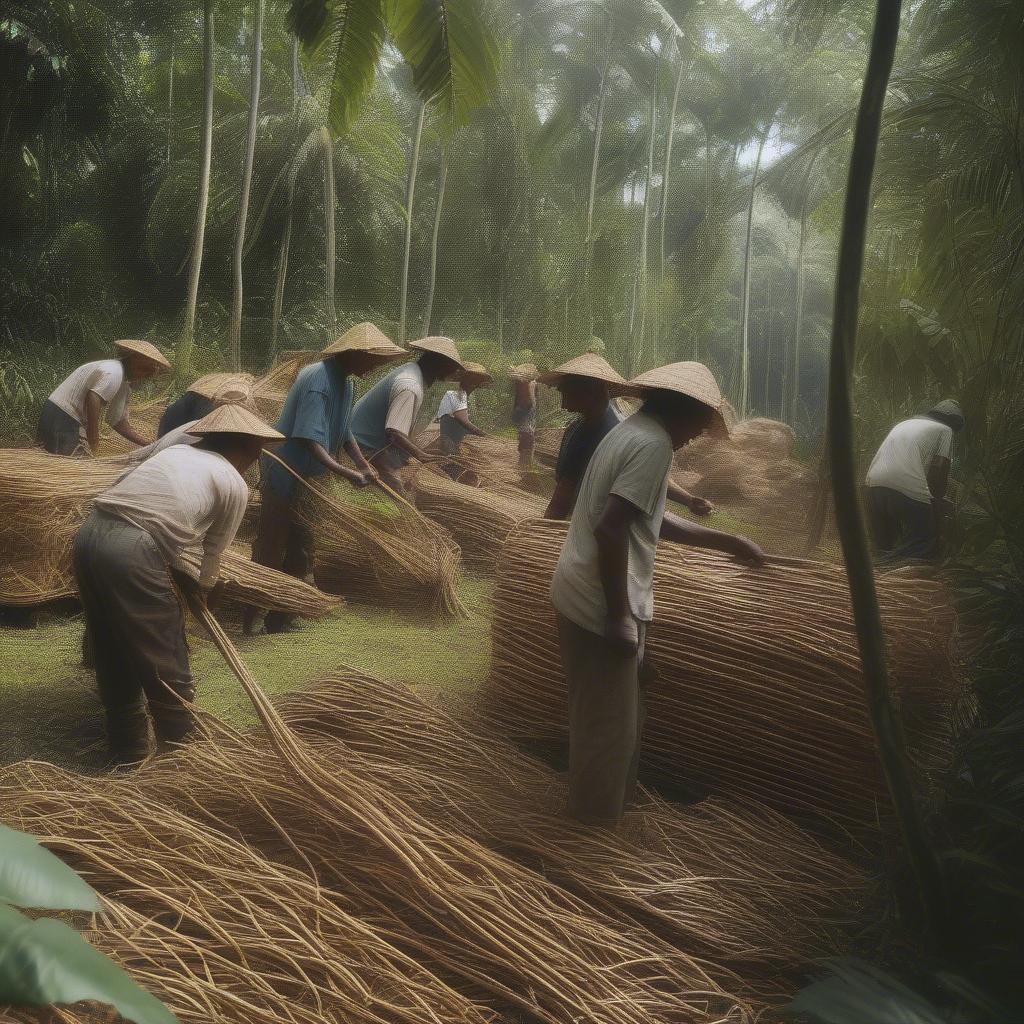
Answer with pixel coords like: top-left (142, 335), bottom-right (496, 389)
top-left (508, 362), bottom-right (539, 383)
top-left (114, 339), bottom-right (172, 371)
top-left (322, 322), bottom-right (406, 360)
top-left (538, 353), bottom-right (634, 398)
top-left (189, 372), bottom-right (255, 402)
top-left (409, 336), bottom-right (465, 371)
top-left (186, 403), bottom-right (285, 442)
top-left (629, 361), bottom-right (729, 437)
top-left (460, 361), bottom-right (492, 387)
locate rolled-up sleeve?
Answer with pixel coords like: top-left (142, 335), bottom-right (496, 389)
top-left (199, 476), bottom-right (249, 586)
top-left (384, 387), bottom-right (418, 437)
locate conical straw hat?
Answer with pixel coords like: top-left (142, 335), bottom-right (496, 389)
top-left (629, 361), bottom-right (728, 436)
top-left (189, 372), bottom-right (255, 401)
top-left (508, 362), bottom-right (539, 382)
top-left (186, 403), bottom-right (285, 442)
top-left (460, 361), bottom-right (492, 386)
top-left (538, 353), bottom-right (633, 397)
top-left (408, 335), bottom-right (464, 369)
top-left (114, 339), bottom-right (171, 370)
top-left (322, 322), bottom-right (406, 359)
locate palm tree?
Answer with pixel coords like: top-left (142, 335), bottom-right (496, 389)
top-left (398, 101), bottom-right (427, 344)
top-left (422, 145), bottom-right (448, 335)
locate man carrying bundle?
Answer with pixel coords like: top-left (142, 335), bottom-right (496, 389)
top-left (157, 372), bottom-right (256, 437)
top-left (250, 322), bottom-right (407, 634)
top-left (434, 362), bottom-right (491, 476)
top-left (540, 353), bottom-right (714, 522)
top-left (508, 363), bottom-right (538, 471)
top-left (551, 362), bottom-right (765, 827)
top-left (37, 339), bottom-right (171, 456)
top-left (864, 398), bottom-right (964, 562)
top-left (72, 405), bottom-right (284, 767)
top-left (349, 335), bottom-right (465, 494)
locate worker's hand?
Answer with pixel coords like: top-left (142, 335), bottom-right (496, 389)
top-left (358, 463), bottom-right (380, 485)
top-left (605, 614), bottom-right (639, 658)
top-left (687, 495), bottom-right (714, 517)
top-left (339, 467), bottom-right (371, 488)
top-left (205, 580), bottom-right (226, 611)
top-left (730, 536), bottom-right (766, 567)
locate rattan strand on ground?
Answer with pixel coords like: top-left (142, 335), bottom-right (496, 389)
top-left (482, 519), bottom-right (961, 830)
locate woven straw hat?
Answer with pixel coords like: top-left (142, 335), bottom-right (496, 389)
top-left (460, 361), bottom-right (492, 387)
top-left (114, 339), bottom-right (171, 371)
top-left (186, 403), bottom-right (284, 441)
top-left (322, 322), bottom-right (406, 360)
top-left (189, 372), bottom-right (255, 402)
top-left (508, 362), bottom-right (539, 383)
top-left (538, 353), bottom-right (633, 397)
top-left (408, 335), bottom-right (464, 370)
top-left (629, 361), bottom-right (728, 436)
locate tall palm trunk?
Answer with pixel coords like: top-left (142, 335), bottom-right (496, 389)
top-left (657, 49), bottom-right (686, 356)
top-left (269, 37), bottom-right (301, 358)
top-left (634, 84), bottom-right (657, 369)
top-left (321, 126), bottom-right (337, 335)
top-left (422, 147), bottom-right (449, 335)
top-left (179, 0), bottom-right (215, 378)
top-left (584, 51), bottom-right (611, 341)
top-left (826, 0), bottom-right (948, 943)
top-left (399, 102), bottom-right (426, 344)
top-left (787, 151), bottom-right (819, 425)
top-left (739, 128), bottom-right (768, 419)
top-left (167, 41), bottom-right (174, 165)
top-left (228, 0), bottom-right (264, 371)
top-left (703, 122), bottom-right (712, 222)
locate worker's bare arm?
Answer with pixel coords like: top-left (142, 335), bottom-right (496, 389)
top-left (113, 415), bottom-right (151, 448)
top-left (927, 455), bottom-right (951, 500)
top-left (453, 408), bottom-right (486, 437)
top-left (666, 478), bottom-right (713, 516)
top-left (384, 427), bottom-right (435, 464)
top-left (660, 511), bottom-right (765, 564)
top-left (342, 438), bottom-right (378, 482)
top-left (594, 493), bottom-right (639, 655)
top-left (84, 390), bottom-right (104, 453)
top-left (303, 439), bottom-right (370, 486)
top-left (544, 478), bottom-right (577, 520)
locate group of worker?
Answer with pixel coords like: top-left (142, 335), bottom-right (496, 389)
top-left (33, 328), bottom-right (962, 828)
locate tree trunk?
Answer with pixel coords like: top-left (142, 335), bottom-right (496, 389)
top-left (634, 83), bottom-right (657, 369)
top-left (228, 0), bottom-right (264, 371)
top-left (826, 0), bottom-right (948, 944)
top-left (582, 56), bottom-right (611, 342)
top-left (321, 126), bottom-right (337, 335)
top-left (739, 128), bottom-right (768, 419)
top-left (399, 102), bottom-right (426, 344)
top-left (178, 0), bottom-right (215, 378)
top-left (658, 50), bottom-right (685, 353)
top-left (422, 146), bottom-right (449, 335)
top-left (704, 122), bottom-right (712, 222)
top-left (788, 206), bottom-right (809, 424)
top-left (167, 41), bottom-right (175, 165)
top-left (764, 273), bottom-right (772, 416)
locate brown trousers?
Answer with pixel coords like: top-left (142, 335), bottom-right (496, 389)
top-left (557, 613), bottom-right (647, 826)
top-left (251, 484), bottom-right (314, 631)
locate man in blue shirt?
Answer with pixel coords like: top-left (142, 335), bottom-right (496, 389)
top-left (249, 322), bottom-right (406, 633)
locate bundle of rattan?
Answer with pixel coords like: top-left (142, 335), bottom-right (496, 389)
top-left (417, 427), bottom-right (526, 487)
top-left (251, 350), bottom-right (320, 422)
top-left (0, 760), bottom-right (496, 1024)
top-left (276, 671), bottom-right (868, 995)
top-left (483, 520), bottom-right (960, 829)
top-left (532, 426), bottom-right (564, 467)
top-left (118, 694), bottom-right (752, 1023)
top-left (291, 471), bottom-right (466, 617)
top-left (0, 449), bottom-right (337, 619)
top-left (94, 399), bottom-right (167, 457)
top-left (412, 468), bottom-right (546, 571)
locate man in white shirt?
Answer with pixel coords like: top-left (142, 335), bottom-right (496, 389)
top-left (434, 362), bottom-right (490, 474)
top-left (72, 404), bottom-right (283, 766)
top-left (865, 399), bottom-right (964, 562)
top-left (551, 362), bottom-right (765, 827)
top-left (37, 339), bottom-right (171, 455)
top-left (349, 335), bottom-right (464, 493)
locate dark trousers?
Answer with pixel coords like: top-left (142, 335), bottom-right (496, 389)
top-left (557, 613), bottom-right (647, 826)
top-left (866, 485), bottom-right (937, 562)
top-left (37, 399), bottom-right (84, 456)
top-left (251, 484), bottom-right (314, 632)
top-left (72, 510), bottom-right (195, 763)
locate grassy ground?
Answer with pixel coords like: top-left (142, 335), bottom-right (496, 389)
top-left (0, 574), bottom-right (494, 772)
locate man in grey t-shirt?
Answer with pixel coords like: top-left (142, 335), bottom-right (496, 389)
top-left (550, 361), bottom-right (765, 827)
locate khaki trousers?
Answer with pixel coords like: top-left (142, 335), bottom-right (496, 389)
top-left (557, 613), bottom-right (647, 826)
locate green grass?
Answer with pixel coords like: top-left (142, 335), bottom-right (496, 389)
top-left (0, 575), bottom-right (494, 770)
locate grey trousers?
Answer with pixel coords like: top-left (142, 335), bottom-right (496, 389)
top-left (37, 399), bottom-right (84, 456)
top-left (866, 485), bottom-right (937, 561)
top-left (557, 613), bottom-right (647, 826)
top-left (72, 510), bottom-right (196, 763)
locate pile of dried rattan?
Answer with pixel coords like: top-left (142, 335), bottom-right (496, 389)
top-left (0, 449), bottom-right (337, 619)
top-left (412, 468), bottom-right (546, 571)
top-left (483, 519), bottom-right (961, 829)
top-left (416, 427), bottom-right (526, 487)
